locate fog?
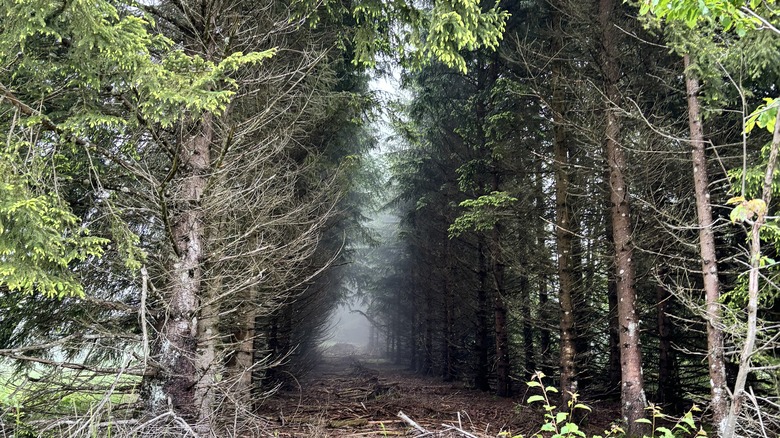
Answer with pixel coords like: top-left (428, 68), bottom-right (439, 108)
top-left (322, 69), bottom-right (402, 351)
top-left (327, 303), bottom-right (371, 347)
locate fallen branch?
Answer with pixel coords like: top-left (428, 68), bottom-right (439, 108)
top-left (397, 411), bottom-right (483, 437)
top-left (367, 419), bottom-right (405, 425)
top-left (398, 410), bottom-right (428, 434)
top-left (0, 352), bottom-right (147, 375)
top-left (441, 423), bottom-right (479, 438)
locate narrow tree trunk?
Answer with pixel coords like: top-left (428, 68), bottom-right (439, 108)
top-left (263, 317), bottom-right (280, 387)
top-left (539, 276), bottom-right (553, 376)
top-left (424, 286), bottom-right (434, 375)
top-left (655, 269), bottom-right (676, 406)
top-left (441, 279), bottom-right (453, 380)
top-left (491, 169), bottom-right (511, 397)
top-left (386, 318), bottom-right (393, 357)
top-left (683, 54), bottom-right (729, 435)
top-left (605, 184), bottom-right (621, 397)
top-left (520, 274), bottom-right (536, 376)
top-left (230, 284), bottom-right (258, 404)
top-left (597, 0), bottom-right (648, 434)
top-left (724, 109), bottom-right (780, 438)
top-left (195, 274), bottom-right (219, 434)
top-left (492, 249), bottom-right (510, 397)
top-left (475, 239), bottom-right (491, 391)
top-left (569, 181), bottom-right (590, 391)
top-left (442, 243), bottom-right (457, 381)
top-left (534, 159), bottom-right (554, 377)
top-left (551, 6), bottom-right (578, 406)
top-left (409, 285), bottom-right (419, 370)
top-left (394, 287), bottom-right (403, 363)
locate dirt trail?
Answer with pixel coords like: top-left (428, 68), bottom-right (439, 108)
top-left (255, 354), bottom-right (618, 437)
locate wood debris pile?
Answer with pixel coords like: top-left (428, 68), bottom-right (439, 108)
top-left (398, 410), bottom-right (483, 437)
top-left (256, 355), bottom-right (619, 437)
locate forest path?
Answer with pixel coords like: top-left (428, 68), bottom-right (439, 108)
top-left (255, 353), bottom-right (559, 437)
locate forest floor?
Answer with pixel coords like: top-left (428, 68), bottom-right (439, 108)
top-left (255, 348), bottom-right (621, 437)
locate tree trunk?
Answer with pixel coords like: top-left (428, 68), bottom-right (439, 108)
top-left (491, 169), bottom-right (511, 397)
top-left (142, 114), bottom-right (213, 422)
top-left (606, 281), bottom-right (621, 393)
top-left (534, 159), bottom-right (554, 377)
top-left (551, 6), bottom-right (578, 407)
top-left (442, 244), bottom-right (457, 381)
top-left (409, 263), bottom-right (420, 368)
top-left (230, 284), bottom-right (258, 405)
top-left (194, 273), bottom-right (220, 434)
top-left (683, 54), bottom-right (729, 435)
top-left (409, 284), bottom-right (419, 370)
top-left (655, 269), bottom-right (676, 406)
top-left (264, 318), bottom-right (279, 387)
top-left (475, 239), bottom-right (491, 391)
top-left (604, 176), bottom-right (621, 397)
top-left (520, 274), bottom-right (536, 376)
top-left (394, 286), bottom-right (403, 363)
top-left (724, 109), bottom-right (780, 438)
top-left (569, 178), bottom-right (590, 392)
top-left (423, 285), bottom-right (434, 375)
top-left (492, 247), bottom-right (510, 397)
top-left (596, 0), bottom-right (648, 434)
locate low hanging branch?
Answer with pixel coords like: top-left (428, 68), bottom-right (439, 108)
top-left (351, 309), bottom-right (388, 334)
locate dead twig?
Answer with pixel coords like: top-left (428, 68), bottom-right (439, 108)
top-left (398, 410), bottom-right (428, 434)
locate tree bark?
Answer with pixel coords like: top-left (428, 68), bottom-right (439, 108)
top-left (535, 161), bottom-right (554, 377)
top-left (550, 5), bottom-right (578, 407)
top-left (655, 269), bottom-right (676, 406)
top-left (394, 284), bottom-right (403, 363)
top-left (683, 54), bottom-right (729, 435)
top-left (603, 171), bottom-right (621, 397)
top-left (490, 167), bottom-right (511, 397)
top-left (606, 278), bottom-right (621, 395)
top-left (408, 261), bottom-right (420, 368)
top-left (596, 0), bottom-right (648, 434)
top-left (492, 240), bottom-right (510, 397)
top-left (195, 273), bottom-right (219, 434)
top-left (539, 275), bottom-right (553, 377)
top-left (520, 273), bottom-right (536, 376)
top-left (409, 282), bottom-right (419, 371)
top-left (229, 284), bottom-right (258, 405)
top-left (442, 241), bottom-right (457, 381)
top-left (142, 113), bottom-right (214, 423)
top-left (475, 238), bottom-right (491, 391)
top-left (423, 284), bottom-right (434, 375)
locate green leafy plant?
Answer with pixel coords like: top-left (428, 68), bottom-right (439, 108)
top-left (502, 372), bottom-right (707, 438)
top-left (637, 0), bottom-right (768, 36)
top-left (501, 371), bottom-right (609, 438)
top-left (0, 392), bottom-right (34, 438)
top-left (635, 404), bottom-right (707, 438)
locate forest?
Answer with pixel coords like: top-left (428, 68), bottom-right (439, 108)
top-left (0, 0), bottom-right (778, 437)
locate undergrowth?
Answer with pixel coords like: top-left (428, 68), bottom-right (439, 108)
top-left (502, 371), bottom-right (708, 438)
